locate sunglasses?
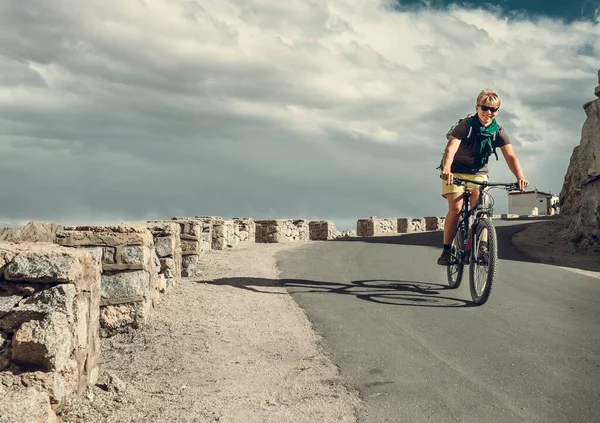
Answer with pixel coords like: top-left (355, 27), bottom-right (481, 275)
top-left (479, 105), bottom-right (499, 113)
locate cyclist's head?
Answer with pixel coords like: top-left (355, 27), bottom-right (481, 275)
top-left (476, 89), bottom-right (501, 109)
top-left (476, 89), bottom-right (501, 125)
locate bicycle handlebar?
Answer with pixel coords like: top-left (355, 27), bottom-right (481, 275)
top-left (452, 177), bottom-right (519, 190)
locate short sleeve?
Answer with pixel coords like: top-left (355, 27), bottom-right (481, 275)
top-left (449, 121), bottom-right (469, 140)
top-left (496, 127), bottom-right (511, 147)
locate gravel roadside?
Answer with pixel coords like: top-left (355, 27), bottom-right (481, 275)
top-left (62, 242), bottom-right (362, 423)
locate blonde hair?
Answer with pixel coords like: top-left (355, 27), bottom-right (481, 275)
top-left (476, 89), bottom-right (501, 107)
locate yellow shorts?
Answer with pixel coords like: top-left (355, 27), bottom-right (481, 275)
top-left (441, 173), bottom-right (488, 197)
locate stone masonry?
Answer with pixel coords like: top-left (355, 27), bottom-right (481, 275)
top-left (309, 221), bottom-right (337, 240)
top-left (424, 216), bottom-right (445, 231)
top-left (0, 242), bottom-right (101, 415)
top-left (145, 222), bottom-right (182, 292)
top-left (55, 225), bottom-right (159, 336)
top-left (206, 217), bottom-right (237, 250)
top-left (170, 219), bottom-right (204, 278)
top-left (174, 216), bottom-right (238, 251)
top-left (397, 218), bottom-right (427, 233)
top-left (234, 217), bottom-right (256, 243)
top-left (356, 217), bottom-right (398, 237)
top-left (255, 219), bottom-right (309, 243)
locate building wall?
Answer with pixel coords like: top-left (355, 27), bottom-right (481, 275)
top-left (508, 191), bottom-right (559, 216)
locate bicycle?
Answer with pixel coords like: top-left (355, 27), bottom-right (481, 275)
top-left (446, 177), bottom-right (518, 305)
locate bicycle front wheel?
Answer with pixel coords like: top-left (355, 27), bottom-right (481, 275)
top-left (469, 218), bottom-right (498, 305)
top-left (447, 224), bottom-right (465, 289)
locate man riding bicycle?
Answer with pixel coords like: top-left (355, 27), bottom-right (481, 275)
top-left (438, 89), bottom-right (528, 266)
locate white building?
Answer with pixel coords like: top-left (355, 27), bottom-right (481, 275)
top-left (508, 190), bottom-right (560, 216)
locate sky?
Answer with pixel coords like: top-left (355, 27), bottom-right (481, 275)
top-left (0, 0), bottom-right (599, 231)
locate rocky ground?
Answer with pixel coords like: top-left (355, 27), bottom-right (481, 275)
top-left (61, 242), bottom-right (361, 423)
top-left (511, 216), bottom-right (600, 275)
top-left (60, 217), bottom-right (598, 423)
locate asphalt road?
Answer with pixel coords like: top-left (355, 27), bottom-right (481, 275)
top-left (276, 220), bottom-right (600, 423)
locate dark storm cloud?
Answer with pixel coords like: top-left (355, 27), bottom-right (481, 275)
top-left (0, 0), bottom-right (598, 230)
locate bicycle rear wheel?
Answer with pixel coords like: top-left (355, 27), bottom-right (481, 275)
top-left (469, 218), bottom-right (498, 305)
top-left (447, 224), bottom-right (465, 289)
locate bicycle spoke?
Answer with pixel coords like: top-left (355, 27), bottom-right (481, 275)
top-left (447, 224), bottom-right (465, 289)
top-left (469, 218), bottom-right (498, 305)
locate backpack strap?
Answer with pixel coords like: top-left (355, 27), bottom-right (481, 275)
top-left (466, 123), bottom-right (473, 140)
top-left (491, 127), bottom-right (501, 161)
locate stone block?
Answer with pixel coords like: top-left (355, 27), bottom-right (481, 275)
top-left (356, 217), bottom-right (396, 236)
top-left (102, 247), bottom-right (116, 264)
top-left (424, 216), bottom-right (445, 231)
top-left (0, 293), bottom-right (25, 318)
top-left (255, 219), bottom-right (309, 243)
top-left (234, 218), bottom-right (256, 242)
top-left (0, 242), bottom-right (101, 407)
top-left (181, 255), bottom-right (200, 277)
top-left (181, 239), bottom-right (200, 255)
top-left (99, 301), bottom-right (150, 334)
top-left (356, 219), bottom-right (375, 237)
top-left (0, 387), bottom-right (60, 423)
top-left (159, 257), bottom-right (179, 289)
top-left (145, 222), bottom-right (180, 237)
top-left (154, 236), bottom-right (176, 258)
top-left (79, 247), bottom-right (103, 265)
top-left (397, 218), bottom-right (426, 233)
top-left (12, 312), bottom-right (72, 372)
top-left (374, 218), bottom-right (397, 235)
top-left (212, 218), bottom-right (236, 250)
top-left (56, 225), bottom-right (153, 248)
top-left (118, 245), bottom-right (148, 266)
top-left (309, 221), bottom-right (337, 240)
top-left (3, 247), bottom-right (84, 284)
top-left (170, 219), bottom-right (201, 237)
top-left (100, 271), bottom-right (150, 301)
top-left (0, 284), bottom-right (76, 332)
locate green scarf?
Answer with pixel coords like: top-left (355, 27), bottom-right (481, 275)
top-left (470, 115), bottom-right (499, 139)
top-left (468, 116), bottom-right (499, 170)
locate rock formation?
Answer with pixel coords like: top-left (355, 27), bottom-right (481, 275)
top-left (559, 69), bottom-right (600, 248)
top-left (0, 221), bottom-right (61, 243)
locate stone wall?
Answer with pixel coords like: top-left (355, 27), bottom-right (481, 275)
top-left (424, 216), bottom-right (445, 231)
top-left (55, 225), bottom-right (159, 336)
top-left (0, 242), bottom-right (101, 414)
top-left (170, 219), bottom-right (204, 277)
top-left (356, 218), bottom-right (375, 237)
top-left (145, 222), bottom-right (182, 292)
top-left (309, 221), bottom-right (337, 240)
top-left (357, 217), bottom-right (398, 237)
top-left (174, 216), bottom-right (241, 251)
top-left (397, 218), bottom-right (426, 233)
top-left (233, 217), bottom-right (256, 243)
top-left (559, 69), bottom-right (600, 248)
top-left (255, 219), bottom-right (309, 243)
top-left (210, 217), bottom-right (237, 250)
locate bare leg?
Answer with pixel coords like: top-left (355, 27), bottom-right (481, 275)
top-left (443, 192), bottom-right (464, 245)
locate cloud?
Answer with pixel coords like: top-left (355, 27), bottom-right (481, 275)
top-left (0, 0), bottom-right (598, 229)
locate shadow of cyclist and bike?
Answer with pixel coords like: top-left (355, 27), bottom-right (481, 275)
top-left (203, 277), bottom-right (479, 308)
top-left (200, 219), bottom-right (557, 309)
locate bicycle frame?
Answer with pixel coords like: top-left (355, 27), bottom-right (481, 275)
top-left (453, 178), bottom-right (516, 262)
top-left (447, 177), bottom-right (520, 304)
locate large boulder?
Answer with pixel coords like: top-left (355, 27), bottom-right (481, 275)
top-left (559, 69), bottom-right (600, 248)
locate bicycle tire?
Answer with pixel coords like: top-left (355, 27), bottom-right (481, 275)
top-left (447, 224), bottom-right (465, 289)
top-left (469, 218), bottom-right (498, 305)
